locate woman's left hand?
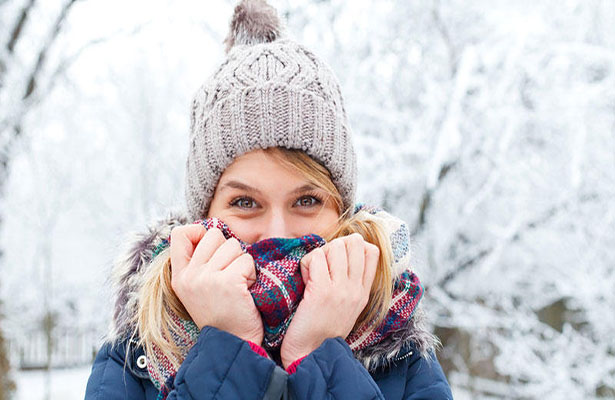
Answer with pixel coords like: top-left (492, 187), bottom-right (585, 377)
top-left (280, 233), bottom-right (379, 369)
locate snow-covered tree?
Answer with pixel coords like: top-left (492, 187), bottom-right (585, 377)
top-left (281, 0), bottom-right (615, 397)
top-left (2, 0), bottom-right (613, 398)
top-left (1, 0), bottom-right (83, 395)
top-left (1, 0), bottom-right (231, 380)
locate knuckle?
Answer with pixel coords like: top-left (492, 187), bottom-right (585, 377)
top-left (349, 232), bottom-right (364, 243)
top-left (366, 243), bottom-right (380, 256)
top-left (310, 247), bottom-right (324, 260)
top-left (219, 236), bottom-right (235, 250)
top-left (207, 227), bottom-right (225, 241)
top-left (208, 227), bottom-right (222, 236)
top-left (238, 252), bottom-right (253, 265)
top-left (331, 238), bottom-right (345, 250)
top-left (170, 225), bottom-right (185, 240)
top-left (170, 226), bottom-right (178, 237)
top-left (226, 237), bottom-right (242, 250)
top-left (300, 253), bottom-right (311, 264)
top-left (310, 247), bottom-right (329, 264)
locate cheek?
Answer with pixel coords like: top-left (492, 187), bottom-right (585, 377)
top-left (308, 209), bottom-right (340, 237)
top-left (206, 200), bottom-right (252, 241)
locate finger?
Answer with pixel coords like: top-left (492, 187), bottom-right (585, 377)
top-left (226, 253), bottom-right (257, 286)
top-left (299, 252), bottom-right (312, 285)
top-left (207, 237), bottom-right (244, 271)
top-left (170, 224), bottom-right (207, 281)
top-left (362, 243), bottom-right (380, 291)
top-left (304, 248), bottom-right (330, 286)
top-left (346, 233), bottom-right (366, 282)
top-left (189, 227), bottom-right (226, 269)
top-left (324, 238), bottom-right (348, 282)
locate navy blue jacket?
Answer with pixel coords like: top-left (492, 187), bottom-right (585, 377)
top-left (85, 326), bottom-right (452, 399)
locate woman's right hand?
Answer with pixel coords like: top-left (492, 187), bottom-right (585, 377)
top-left (169, 224), bottom-right (264, 345)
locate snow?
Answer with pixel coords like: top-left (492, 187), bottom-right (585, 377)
top-left (1, 0), bottom-right (614, 398)
top-left (13, 367), bottom-right (91, 400)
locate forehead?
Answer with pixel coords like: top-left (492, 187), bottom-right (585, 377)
top-left (217, 149), bottom-right (315, 192)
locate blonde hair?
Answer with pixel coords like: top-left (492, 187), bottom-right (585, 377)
top-left (131, 148), bottom-right (393, 370)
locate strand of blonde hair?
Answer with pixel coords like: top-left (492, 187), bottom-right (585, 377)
top-left (132, 147), bottom-right (395, 373)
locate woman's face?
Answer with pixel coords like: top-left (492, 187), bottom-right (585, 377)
top-left (207, 149), bottom-right (341, 244)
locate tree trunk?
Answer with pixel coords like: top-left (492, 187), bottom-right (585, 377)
top-left (0, 303), bottom-right (15, 400)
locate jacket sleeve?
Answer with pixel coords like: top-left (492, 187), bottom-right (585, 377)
top-left (85, 327), bottom-right (285, 400)
top-left (166, 326), bottom-right (282, 399)
top-left (287, 337), bottom-right (385, 400)
top-left (84, 341), bottom-right (147, 400)
top-left (403, 348), bottom-right (453, 400)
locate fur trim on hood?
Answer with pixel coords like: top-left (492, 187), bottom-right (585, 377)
top-left (106, 208), bottom-right (439, 372)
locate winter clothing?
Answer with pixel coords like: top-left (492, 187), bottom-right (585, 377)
top-left (87, 1), bottom-right (453, 397)
top-left (86, 326), bottom-right (452, 400)
top-left (147, 216), bottom-right (325, 390)
top-left (185, 0), bottom-right (357, 221)
top-left (85, 207), bottom-right (453, 399)
top-left (146, 205), bottom-right (425, 392)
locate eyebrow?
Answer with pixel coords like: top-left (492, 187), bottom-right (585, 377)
top-left (219, 180), bottom-right (319, 195)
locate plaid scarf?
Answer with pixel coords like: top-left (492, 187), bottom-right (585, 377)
top-left (148, 204), bottom-right (423, 396)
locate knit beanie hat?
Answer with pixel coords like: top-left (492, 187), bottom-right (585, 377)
top-left (185, 0), bottom-right (357, 221)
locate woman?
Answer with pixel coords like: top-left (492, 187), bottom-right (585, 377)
top-left (85, 1), bottom-right (453, 399)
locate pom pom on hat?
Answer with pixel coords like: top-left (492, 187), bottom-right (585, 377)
top-left (186, 0), bottom-right (357, 220)
top-left (224, 0), bottom-right (282, 53)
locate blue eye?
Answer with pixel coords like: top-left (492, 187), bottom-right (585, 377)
top-left (230, 197), bottom-right (257, 209)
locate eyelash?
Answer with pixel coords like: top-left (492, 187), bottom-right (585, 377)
top-left (229, 193), bottom-right (324, 210)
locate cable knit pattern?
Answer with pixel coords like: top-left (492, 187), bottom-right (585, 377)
top-left (185, 25), bottom-right (357, 221)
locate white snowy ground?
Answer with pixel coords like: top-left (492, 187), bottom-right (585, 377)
top-left (13, 366), bottom-right (91, 400)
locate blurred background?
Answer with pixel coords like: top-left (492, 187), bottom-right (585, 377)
top-left (0, 0), bottom-right (614, 398)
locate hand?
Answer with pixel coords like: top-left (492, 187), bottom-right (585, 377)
top-left (280, 233), bottom-right (379, 368)
top-left (170, 224), bottom-right (264, 345)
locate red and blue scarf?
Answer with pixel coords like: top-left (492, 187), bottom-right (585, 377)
top-left (149, 205), bottom-right (423, 395)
